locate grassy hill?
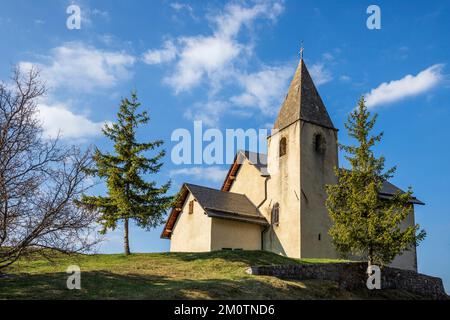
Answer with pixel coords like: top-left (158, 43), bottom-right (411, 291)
top-left (0, 250), bottom-right (426, 300)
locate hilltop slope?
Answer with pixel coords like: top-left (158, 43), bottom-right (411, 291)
top-left (0, 250), bottom-right (427, 299)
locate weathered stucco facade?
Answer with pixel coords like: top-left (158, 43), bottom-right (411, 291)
top-left (389, 209), bottom-right (418, 271)
top-left (166, 183), bottom-right (267, 252)
top-left (162, 58), bottom-right (423, 272)
top-left (263, 122), bottom-right (301, 257)
top-left (210, 218), bottom-right (262, 251)
top-left (170, 193), bottom-right (211, 252)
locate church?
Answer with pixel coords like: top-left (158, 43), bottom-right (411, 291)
top-left (161, 58), bottom-right (424, 271)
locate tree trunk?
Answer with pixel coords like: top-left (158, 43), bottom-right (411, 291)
top-left (124, 218), bottom-right (131, 255)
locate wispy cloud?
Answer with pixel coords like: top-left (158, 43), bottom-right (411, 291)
top-left (17, 42), bottom-right (127, 140)
top-left (170, 166), bottom-right (228, 183)
top-left (80, 6), bottom-right (110, 28)
top-left (164, 35), bottom-right (241, 93)
top-left (146, 1), bottom-right (284, 93)
top-left (165, 3), bottom-right (270, 93)
top-left (19, 42), bottom-right (135, 92)
top-left (170, 2), bottom-right (193, 13)
top-left (170, 2), bottom-right (198, 21)
top-left (184, 100), bottom-right (230, 127)
top-left (340, 75), bottom-right (351, 82)
top-left (365, 64), bottom-right (444, 109)
top-left (142, 40), bottom-right (177, 65)
top-left (37, 99), bottom-right (107, 140)
top-left (144, 1), bottom-right (285, 125)
top-left (231, 65), bottom-right (292, 115)
top-left (309, 62), bottom-right (333, 86)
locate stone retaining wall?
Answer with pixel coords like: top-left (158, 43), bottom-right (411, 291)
top-left (246, 263), bottom-right (448, 299)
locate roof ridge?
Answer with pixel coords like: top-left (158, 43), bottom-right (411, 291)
top-left (185, 182), bottom-right (247, 195)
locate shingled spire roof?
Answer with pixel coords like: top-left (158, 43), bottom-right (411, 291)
top-left (274, 59), bottom-right (336, 130)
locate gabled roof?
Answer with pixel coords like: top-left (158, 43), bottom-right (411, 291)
top-left (161, 183), bottom-right (268, 239)
top-left (187, 183), bottom-right (263, 218)
top-left (221, 150), bottom-right (268, 191)
top-left (241, 150), bottom-right (268, 175)
top-left (221, 151), bottom-right (424, 205)
top-left (274, 59), bottom-right (336, 131)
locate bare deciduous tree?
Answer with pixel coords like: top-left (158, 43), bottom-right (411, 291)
top-left (0, 67), bottom-right (98, 271)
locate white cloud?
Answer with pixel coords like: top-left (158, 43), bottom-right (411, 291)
top-left (170, 166), bottom-right (228, 183)
top-left (309, 62), bottom-right (333, 86)
top-left (145, 1), bottom-right (285, 124)
top-left (322, 52), bottom-right (334, 61)
top-left (142, 40), bottom-right (177, 65)
top-left (184, 100), bottom-right (230, 127)
top-left (170, 2), bottom-right (198, 21)
top-left (365, 64), bottom-right (444, 109)
top-left (170, 2), bottom-right (193, 12)
top-left (20, 42), bottom-right (135, 92)
top-left (165, 36), bottom-right (241, 92)
top-left (212, 2), bottom-right (282, 39)
top-left (80, 6), bottom-right (110, 28)
top-left (144, 1), bottom-right (284, 93)
top-left (37, 100), bottom-right (106, 140)
top-left (231, 65), bottom-right (292, 115)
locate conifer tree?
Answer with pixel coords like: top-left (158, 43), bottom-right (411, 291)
top-left (80, 91), bottom-right (172, 255)
top-left (326, 97), bottom-right (426, 268)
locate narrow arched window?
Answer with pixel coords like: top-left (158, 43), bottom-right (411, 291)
top-left (279, 137), bottom-right (287, 157)
top-left (314, 133), bottom-right (325, 154)
top-left (188, 200), bottom-right (194, 214)
top-left (272, 203), bottom-right (280, 226)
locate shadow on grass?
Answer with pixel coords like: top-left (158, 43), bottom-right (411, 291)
top-left (0, 270), bottom-right (318, 300)
top-left (0, 269), bottom-right (426, 300)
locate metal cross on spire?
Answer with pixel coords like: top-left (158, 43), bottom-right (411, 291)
top-left (299, 41), bottom-right (304, 60)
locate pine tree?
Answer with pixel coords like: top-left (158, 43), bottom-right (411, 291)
top-left (80, 91), bottom-right (172, 255)
top-left (325, 97), bottom-right (426, 268)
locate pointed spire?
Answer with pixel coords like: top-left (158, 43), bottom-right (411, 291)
top-left (273, 58), bottom-right (335, 130)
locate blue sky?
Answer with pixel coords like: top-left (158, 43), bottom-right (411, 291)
top-left (1, 0), bottom-right (449, 292)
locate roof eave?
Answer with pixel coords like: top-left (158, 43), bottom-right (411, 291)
top-left (206, 209), bottom-right (269, 226)
top-left (378, 193), bottom-right (425, 205)
top-left (160, 184), bottom-right (190, 239)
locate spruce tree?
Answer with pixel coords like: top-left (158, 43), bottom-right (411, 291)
top-left (326, 97), bottom-right (426, 268)
top-left (80, 91), bottom-right (172, 255)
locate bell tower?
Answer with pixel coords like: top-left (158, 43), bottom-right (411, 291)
top-left (265, 58), bottom-right (339, 259)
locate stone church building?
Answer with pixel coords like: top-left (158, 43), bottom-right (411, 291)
top-left (161, 58), bottom-right (424, 271)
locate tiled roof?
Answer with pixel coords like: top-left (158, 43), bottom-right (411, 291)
top-left (161, 183), bottom-right (268, 239)
top-left (186, 183), bottom-right (265, 219)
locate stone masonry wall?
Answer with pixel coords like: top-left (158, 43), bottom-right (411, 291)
top-left (246, 263), bottom-right (447, 299)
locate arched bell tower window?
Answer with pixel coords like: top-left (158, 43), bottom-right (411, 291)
top-left (272, 203), bottom-right (280, 226)
top-left (279, 137), bottom-right (287, 157)
top-left (314, 133), bottom-right (325, 154)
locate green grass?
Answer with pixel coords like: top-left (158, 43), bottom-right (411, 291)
top-left (0, 250), bottom-right (424, 300)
